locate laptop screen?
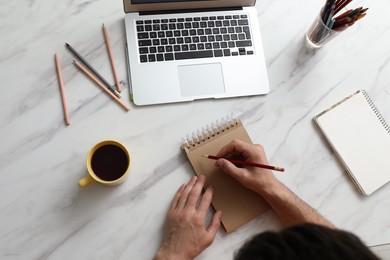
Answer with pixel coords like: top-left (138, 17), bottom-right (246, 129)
top-left (123, 0), bottom-right (255, 13)
top-left (132, 0), bottom-right (192, 3)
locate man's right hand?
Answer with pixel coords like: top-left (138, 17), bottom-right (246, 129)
top-left (215, 139), bottom-right (279, 195)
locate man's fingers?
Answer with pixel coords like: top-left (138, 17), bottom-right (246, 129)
top-left (170, 183), bottom-right (187, 210)
top-left (186, 175), bottom-right (206, 207)
top-left (216, 139), bottom-right (257, 159)
top-left (197, 185), bottom-right (214, 214)
top-left (177, 176), bottom-right (197, 210)
top-left (216, 158), bottom-right (247, 180)
top-left (207, 210), bottom-right (222, 238)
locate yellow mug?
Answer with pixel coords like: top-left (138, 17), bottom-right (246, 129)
top-left (79, 140), bottom-right (131, 188)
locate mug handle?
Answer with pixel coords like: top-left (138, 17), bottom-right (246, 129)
top-left (78, 175), bottom-right (95, 188)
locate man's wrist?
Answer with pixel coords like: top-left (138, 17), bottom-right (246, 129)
top-left (255, 177), bottom-right (285, 199)
top-left (154, 247), bottom-right (191, 260)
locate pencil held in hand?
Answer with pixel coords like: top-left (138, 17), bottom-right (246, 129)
top-left (202, 155), bottom-right (285, 172)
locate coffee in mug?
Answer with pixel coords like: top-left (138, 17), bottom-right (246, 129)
top-left (79, 140), bottom-right (131, 188)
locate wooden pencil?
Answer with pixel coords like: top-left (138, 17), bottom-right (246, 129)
top-left (73, 60), bottom-right (130, 111)
top-left (102, 24), bottom-right (121, 93)
top-left (54, 53), bottom-right (70, 125)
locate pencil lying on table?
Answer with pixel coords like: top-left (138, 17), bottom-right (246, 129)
top-left (54, 53), bottom-right (71, 125)
top-left (202, 155), bottom-right (285, 172)
top-left (102, 24), bottom-right (121, 93)
top-left (73, 60), bottom-right (130, 111)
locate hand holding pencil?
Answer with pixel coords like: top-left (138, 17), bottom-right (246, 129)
top-left (212, 139), bottom-right (283, 193)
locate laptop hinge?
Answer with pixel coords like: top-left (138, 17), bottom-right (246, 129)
top-left (139, 6), bottom-right (243, 16)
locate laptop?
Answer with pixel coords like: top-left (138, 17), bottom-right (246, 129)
top-left (123, 0), bottom-right (269, 106)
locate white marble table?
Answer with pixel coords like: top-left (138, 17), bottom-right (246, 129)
top-left (1, 0), bottom-right (390, 259)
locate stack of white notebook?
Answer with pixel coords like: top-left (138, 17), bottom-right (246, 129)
top-left (313, 90), bottom-right (390, 195)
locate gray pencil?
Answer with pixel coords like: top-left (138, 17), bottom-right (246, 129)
top-left (65, 43), bottom-right (121, 98)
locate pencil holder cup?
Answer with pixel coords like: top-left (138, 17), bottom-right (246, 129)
top-left (305, 10), bottom-right (340, 48)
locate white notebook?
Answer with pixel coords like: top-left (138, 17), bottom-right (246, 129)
top-left (313, 90), bottom-right (390, 195)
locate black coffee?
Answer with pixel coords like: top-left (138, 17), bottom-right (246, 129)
top-left (91, 144), bottom-right (129, 181)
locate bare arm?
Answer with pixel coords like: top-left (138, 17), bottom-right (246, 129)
top-left (216, 139), bottom-right (334, 228)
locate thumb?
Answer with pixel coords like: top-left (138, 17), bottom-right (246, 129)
top-left (217, 159), bottom-right (246, 179)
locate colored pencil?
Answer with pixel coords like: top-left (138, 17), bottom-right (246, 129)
top-left (334, 0), bottom-right (352, 15)
top-left (102, 24), bottom-right (121, 93)
top-left (73, 60), bottom-right (130, 111)
top-left (202, 155), bottom-right (285, 172)
top-left (65, 43), bottom-right (121, 98)
top-left (54, 53), bottom-right (70, 125)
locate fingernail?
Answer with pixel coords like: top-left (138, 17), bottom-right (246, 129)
top-left (216, 159), bottom-right (224, 167)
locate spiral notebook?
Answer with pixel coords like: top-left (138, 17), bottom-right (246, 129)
top-left (181, 117), bottom-right (270, 233)
top-left (313, 90), bottom-right (390, 195)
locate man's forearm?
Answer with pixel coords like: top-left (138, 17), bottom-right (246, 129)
top-left (257, 179), bottom-right (335, 228)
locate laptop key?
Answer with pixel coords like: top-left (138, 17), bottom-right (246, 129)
top-left (140, 55), bottom-right (148, 62)
top-left (139, 40), bottom-right (152, 46)
top-left (247, 50), bottom-right (254, 55)
top-left (223, 49), bottom-right (231, 56)
top-left (166, 45), bottom-right (173, 52)
top-left (149, 47), bottom-right (157, 53)
top-left (236, 40), bottom-right (252, 47)
top-left (150, 32), bottom-right (157, 38)
top-left (214, 49), bottom-right (223, 57)
top-left (137, 32), bottom-right (149, 39)
top-left (165, 53), bottom-right (174, 61)
top-left (139, 47), bottom-right (149, 54)
top-left (181, 44), bottom-right (189, 51)
top-left (136, 26), bottom-right (144, 32)
top-left (174, 50), bottom-right (213, 60)
top-left (238, 19), bottom-right (249, 26)
top-left (148, 54), bottom-right (156, 62)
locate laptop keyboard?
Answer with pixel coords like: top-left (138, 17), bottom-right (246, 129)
top-left (135, 14), bottom-right (254, 63)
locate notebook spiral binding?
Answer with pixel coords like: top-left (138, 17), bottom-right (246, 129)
top-left (181, 114), bottom-right (240, 149)
top-left (361, 90), bottom-right (390, 135)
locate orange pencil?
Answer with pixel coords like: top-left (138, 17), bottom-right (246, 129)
top-left (54, 53), bottom-right (70, 125)
top-left (73, 60), bottom-right (130, 111)
top-left (102, 24), bottom-right (121, 93)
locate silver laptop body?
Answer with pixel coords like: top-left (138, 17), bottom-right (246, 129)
top-left (124, 0), bottom-right (269, 106)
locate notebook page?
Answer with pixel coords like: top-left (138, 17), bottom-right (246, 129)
top-left (315, 91), bottom-right (390, 195)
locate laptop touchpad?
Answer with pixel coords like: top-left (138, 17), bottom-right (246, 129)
top-left (178, 63), bottom-right (226, 97)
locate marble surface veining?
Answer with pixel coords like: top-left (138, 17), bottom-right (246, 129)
top-left (1, 0), bottom-right (390, 259)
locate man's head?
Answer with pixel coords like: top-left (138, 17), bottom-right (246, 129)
top-left (235, 224), bottom-right (380, 260)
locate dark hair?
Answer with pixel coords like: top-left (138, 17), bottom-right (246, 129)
top-left (235, 223), bottom-right (380, 260)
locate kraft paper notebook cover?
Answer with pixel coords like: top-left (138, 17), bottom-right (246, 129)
top-left (313, 90), bottom-right (390, 195)
top-left (181, 117), bottom-right (270, 233)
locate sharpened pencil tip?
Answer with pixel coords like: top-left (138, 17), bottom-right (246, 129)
top-left (65, 43), bottom-right (69, 47)
top-left (202, 155), bottom-right (209, 158)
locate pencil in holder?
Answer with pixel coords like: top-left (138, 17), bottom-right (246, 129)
top-left (306, 9), bottom-right (340, 49)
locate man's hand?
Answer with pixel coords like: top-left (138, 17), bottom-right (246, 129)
top-left (154, 175), bottom-right (222, 260)
top-left (215, 139), bottom-right (278, 194)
